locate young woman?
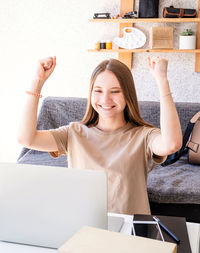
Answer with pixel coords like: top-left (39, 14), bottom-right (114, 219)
top-left (17, 56), bottom-right (182, 215)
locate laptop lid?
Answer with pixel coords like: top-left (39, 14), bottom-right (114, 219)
top-left (0, 163), bottom-right (107, 249)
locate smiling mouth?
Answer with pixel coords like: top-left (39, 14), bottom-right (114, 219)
top-left (99, 105), bottom-right (115, 110)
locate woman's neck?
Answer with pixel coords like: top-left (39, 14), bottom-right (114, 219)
top-left (96, 117), bottom-right (127, 132)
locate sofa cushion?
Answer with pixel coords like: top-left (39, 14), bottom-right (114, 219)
top-left (17, 149), bottom-right (67, 167)
top-left (148, 153), bottom-right (200, 204)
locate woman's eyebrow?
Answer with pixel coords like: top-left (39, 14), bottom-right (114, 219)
top-left (93, 85), bottom-right (121, 89)
top-left (93, 85), bottom-right (102, 88)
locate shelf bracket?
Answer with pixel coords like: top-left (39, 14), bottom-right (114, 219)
top-left (118, 0), bottom-right (135, 69)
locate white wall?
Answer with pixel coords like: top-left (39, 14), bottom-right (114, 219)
top-left (0, 0), bottom-right (199, 162)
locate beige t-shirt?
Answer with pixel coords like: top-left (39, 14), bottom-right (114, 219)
top-left (49, 122), bottom-right (166, 215)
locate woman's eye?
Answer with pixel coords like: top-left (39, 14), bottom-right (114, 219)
top-left (111, 90), bottom-right (120, 93)
top-left (94, 90), bottom-right (101, 93)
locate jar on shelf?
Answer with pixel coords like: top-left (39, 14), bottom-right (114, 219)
top-left (100, 41), bottom-right (106, 49)
top-left (106, 40), bottom-right (112, 49)
top-left (94, 41), bottom-right (100, 50)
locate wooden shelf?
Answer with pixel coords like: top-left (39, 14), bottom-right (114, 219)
top-left (89, 18), bottom-right (200, 23)
top-left (88, 49), bottom-right (200, 53)
top-left (89, 0), bottom-right (200, 72)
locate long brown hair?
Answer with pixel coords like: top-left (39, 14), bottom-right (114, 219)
top-left (81, 58), bottom-right (152, 128)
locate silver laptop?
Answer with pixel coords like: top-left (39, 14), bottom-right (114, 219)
top-left (0, 163), bottom-right (107, 249)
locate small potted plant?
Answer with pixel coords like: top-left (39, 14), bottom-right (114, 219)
top-left (179, 29), bottom-right (196, 49)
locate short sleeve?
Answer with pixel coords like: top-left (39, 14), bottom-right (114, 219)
top-left (49, 125), bottom-right (69, 158)
top-left (146, 128), bottom-right (167, 164)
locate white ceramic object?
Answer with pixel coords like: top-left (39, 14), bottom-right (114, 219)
top-left (179, 35), bottom-right (196, 49)
top-left (113, 27), bottom-right (146, 49)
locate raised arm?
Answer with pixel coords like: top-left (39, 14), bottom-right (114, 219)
top-left (17, 56), bottom-right (58, 152)
top-left (147, 57), bottom-right (182, 156)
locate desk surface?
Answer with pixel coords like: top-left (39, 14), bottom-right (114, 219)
top-left (0, 214), bottom-right (199, 253)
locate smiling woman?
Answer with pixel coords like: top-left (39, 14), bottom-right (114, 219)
top-left (91, 70), bottom-right (127, 131)
top-left (82, 58), bottom-right (153, 130)
top-left (17, 56), bottom-right (182, 215)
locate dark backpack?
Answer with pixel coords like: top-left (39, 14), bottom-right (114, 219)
top-left (162, 112), bottom-right (200, 166)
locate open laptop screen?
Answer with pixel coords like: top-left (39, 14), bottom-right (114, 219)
top-left (0, 163), bottom-right (107, 248)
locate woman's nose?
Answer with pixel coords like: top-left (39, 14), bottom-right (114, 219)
top-left (101, 92), bottom-right (111, 103)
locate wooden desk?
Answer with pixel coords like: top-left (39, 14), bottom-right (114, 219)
top-left (0, 214), bottom-right (199, 253)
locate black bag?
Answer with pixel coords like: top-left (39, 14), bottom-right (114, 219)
top-left (162, 112), bottom-right (200, 167)
top-left (139, 0), bottom-right (159, 18)
top-left (163, 6), bottom-right (197, 18)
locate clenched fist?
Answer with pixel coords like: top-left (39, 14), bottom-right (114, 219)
top-left (36, 56), bottom-right (56, 83)
top-left (147, 56), bottom-right (168, 81)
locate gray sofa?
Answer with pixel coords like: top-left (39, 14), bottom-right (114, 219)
top-left (17, 96), bottom-right (200, 223)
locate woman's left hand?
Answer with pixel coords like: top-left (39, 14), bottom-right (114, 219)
top-left (147, 57), bottom-right (168, 81)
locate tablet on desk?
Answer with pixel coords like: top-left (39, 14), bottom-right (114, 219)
top-left (132, 220), bottom-right (164, 241)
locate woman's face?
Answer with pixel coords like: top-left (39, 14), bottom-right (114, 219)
top-left (91, 70), bottom-right (126, 121)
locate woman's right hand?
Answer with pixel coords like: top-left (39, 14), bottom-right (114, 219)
top-left (35, 56), bottom-right (56, 83)
top-left (18, 56), bottom-right (58, 152)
